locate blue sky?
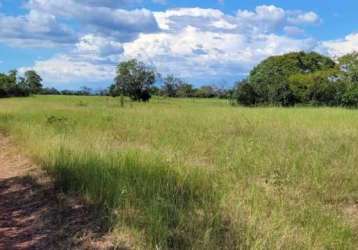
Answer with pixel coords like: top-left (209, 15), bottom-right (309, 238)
top-left (0, 0), bottom-right (357, 90)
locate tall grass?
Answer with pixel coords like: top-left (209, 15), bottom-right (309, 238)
top-left (48, 148), bottom-right (227, 248)
top-left (0, 95), bottom-right (357, 249)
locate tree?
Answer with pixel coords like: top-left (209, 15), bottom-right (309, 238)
top-left (41, 87), bottom-right (60, 95)
top-left (249, 51), bottom-right (337, 104)
top-left (341, 85), bottom-right (358, 107)
top-left (176, 83), bottom-right (195, 97)
top-left (79, 86), bottom-right (92, 96)
top-left (289, 69), bottom-right (342, 105)
top-left (195, 85), bottom-right (217, 98)
top-left (24, 70), bottom-right (43, 94)
top-left (108, 83), bottom-right (121, 97)
top-left (161, 75), bottom-right (182, 97)
top-left (234, 80), bottom-right (257, 106)
top-left (338, 52), bottom-right (358, 87)
top-left (115, 59), bottom-right (156, 102)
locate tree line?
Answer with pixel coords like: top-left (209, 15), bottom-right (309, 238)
top-left (108, 59), bottom-right (231, 100)
top-left (110, 52), bottom-right (358, 107)
top-left (2, 51), bottom-right (357, 107)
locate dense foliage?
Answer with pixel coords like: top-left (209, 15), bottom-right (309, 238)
top-left (0, 70), bottom-right (43, 98)
top-left (234, 51), bottom-right (358, 107)
top-left (115, 59), bottom-right (156, 102)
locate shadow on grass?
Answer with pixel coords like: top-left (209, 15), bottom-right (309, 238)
top-left (0, 174), bottom-right (113, 250)
top-left (47, 149), bottom-right (241, 249)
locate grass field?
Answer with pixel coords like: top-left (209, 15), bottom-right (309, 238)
top-left (0, 95), bottom-right (357, 249)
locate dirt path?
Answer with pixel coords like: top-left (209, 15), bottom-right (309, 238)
top-left (0, 134), bottom-right (115, 250)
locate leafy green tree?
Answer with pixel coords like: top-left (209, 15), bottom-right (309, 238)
top-left (108, 83), bottom-right (121, 97)
top-left (195, 85), bottom-right (217, 98)
top-left (115, 59), bottom-right (156, 102)
top-left (288, 69), bottom-right (341, 105)
top-left (0, 70), bottom-right (31, 98)
top-left (234, 80), bottom-right (257, 106)
top-left (149, 86), bottom-right (160, 96)
top-left (338, 52), bottom-right (358, 86)
top-left (176, 83), bottom-right (195, 97)
top-left (341, 85), bottom-right (358, 107)
top-left (337, 52), bottom-right (358, 107)
top-left (24, 70), bottom-right (43, 94)
top-left (249, 51), bottom-right (337, 104)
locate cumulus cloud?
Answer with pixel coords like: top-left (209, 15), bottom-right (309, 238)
top-left (20, 54), bottom-right (115, 88)
top-left (15, 4), bottom-right (324, 87)
top-left (320, 33), bottom-right (358, 57)
top-left (27, 0), bottom-right (159, 41)
top-left (0, 10), bottom-right (76, 47)
top-left (76, 34), bottom-right (123, 58)
top-left (287, 11), bottom-right (320, 25)
top-left (122, 26), bottom-right (317, 80)
top-left (0, 0), bottom-right (160, 47)
top-left (121, 6), bottom-right (319, 80)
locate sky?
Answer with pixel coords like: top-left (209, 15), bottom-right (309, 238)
top-left (0, 0), bottom-right (357, 90)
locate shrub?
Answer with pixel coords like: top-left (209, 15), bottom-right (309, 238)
top-left (341, 85), bottom-right (358, 107)
top-left (234, 80), bottom-right (257, 106)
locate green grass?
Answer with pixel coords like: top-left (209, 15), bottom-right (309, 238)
top-left (0, 95), bottom-right (357, 249)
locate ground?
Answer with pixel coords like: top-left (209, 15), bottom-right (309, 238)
top-left (0, 134), bottom-right (117, 250)
top-left (0, 96), bottom-right (357, 249)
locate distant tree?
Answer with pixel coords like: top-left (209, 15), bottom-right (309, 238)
top-left (176, 83), bottom-right (195, 97)
top-left (161, 75), bottom-right (182, 97)
top-left (41, 87), bottom-right (61, 95)
top-left (195, 85), bottom-right (217, 98)
top-left (24, 70), bottom-right (43, 94)
top-left (115, 59), bottom-right (156, 102)
top-left (108, 83), bottom-right (121, 97)
top-left (61, 90), bottom-right (75, 95)
top-left (0, 70), bottom-right (30, 98)
top-left (79, 86), bottom-right (92, 96)
top-left (149, 85), bottom-right (160, 96)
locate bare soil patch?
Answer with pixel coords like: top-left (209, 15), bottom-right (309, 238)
top-left (0, 134), bottom-right (119, 250)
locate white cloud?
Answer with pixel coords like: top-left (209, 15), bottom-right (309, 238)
top-left (287, 11), bottom-right (320, 25)
top-left (284, 26), bottom-right (305, 36)
top-left (27, 0), bottom-right (159, 41)
top-left (18, 5), bottom-right (323, 87)
top-left (122, 26), bottom-right (316, 80)
top-left (0, 10), bottom-right (76, 47)
top-left (320, 33), bottom-right (358, 57)
top-left (20, 54), bottom-right (116, 87)
top-left (76, 34), bottom-right (123, 58)
top-left (122, 6), bottom-right (319, 80)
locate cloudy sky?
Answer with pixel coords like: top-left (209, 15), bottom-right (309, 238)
top-left (0, 0), bottom-right (357, 89)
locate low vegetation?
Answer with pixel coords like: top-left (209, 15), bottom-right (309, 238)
top-left (0, 96), bottom-right (357, 249)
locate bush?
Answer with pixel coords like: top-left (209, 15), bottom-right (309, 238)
top-left (269, 83), bottom-right (296, 106)
top-left (234, 80), bottom-right (257, 106)
top-left (341, 85), bottom-right (358, 107)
